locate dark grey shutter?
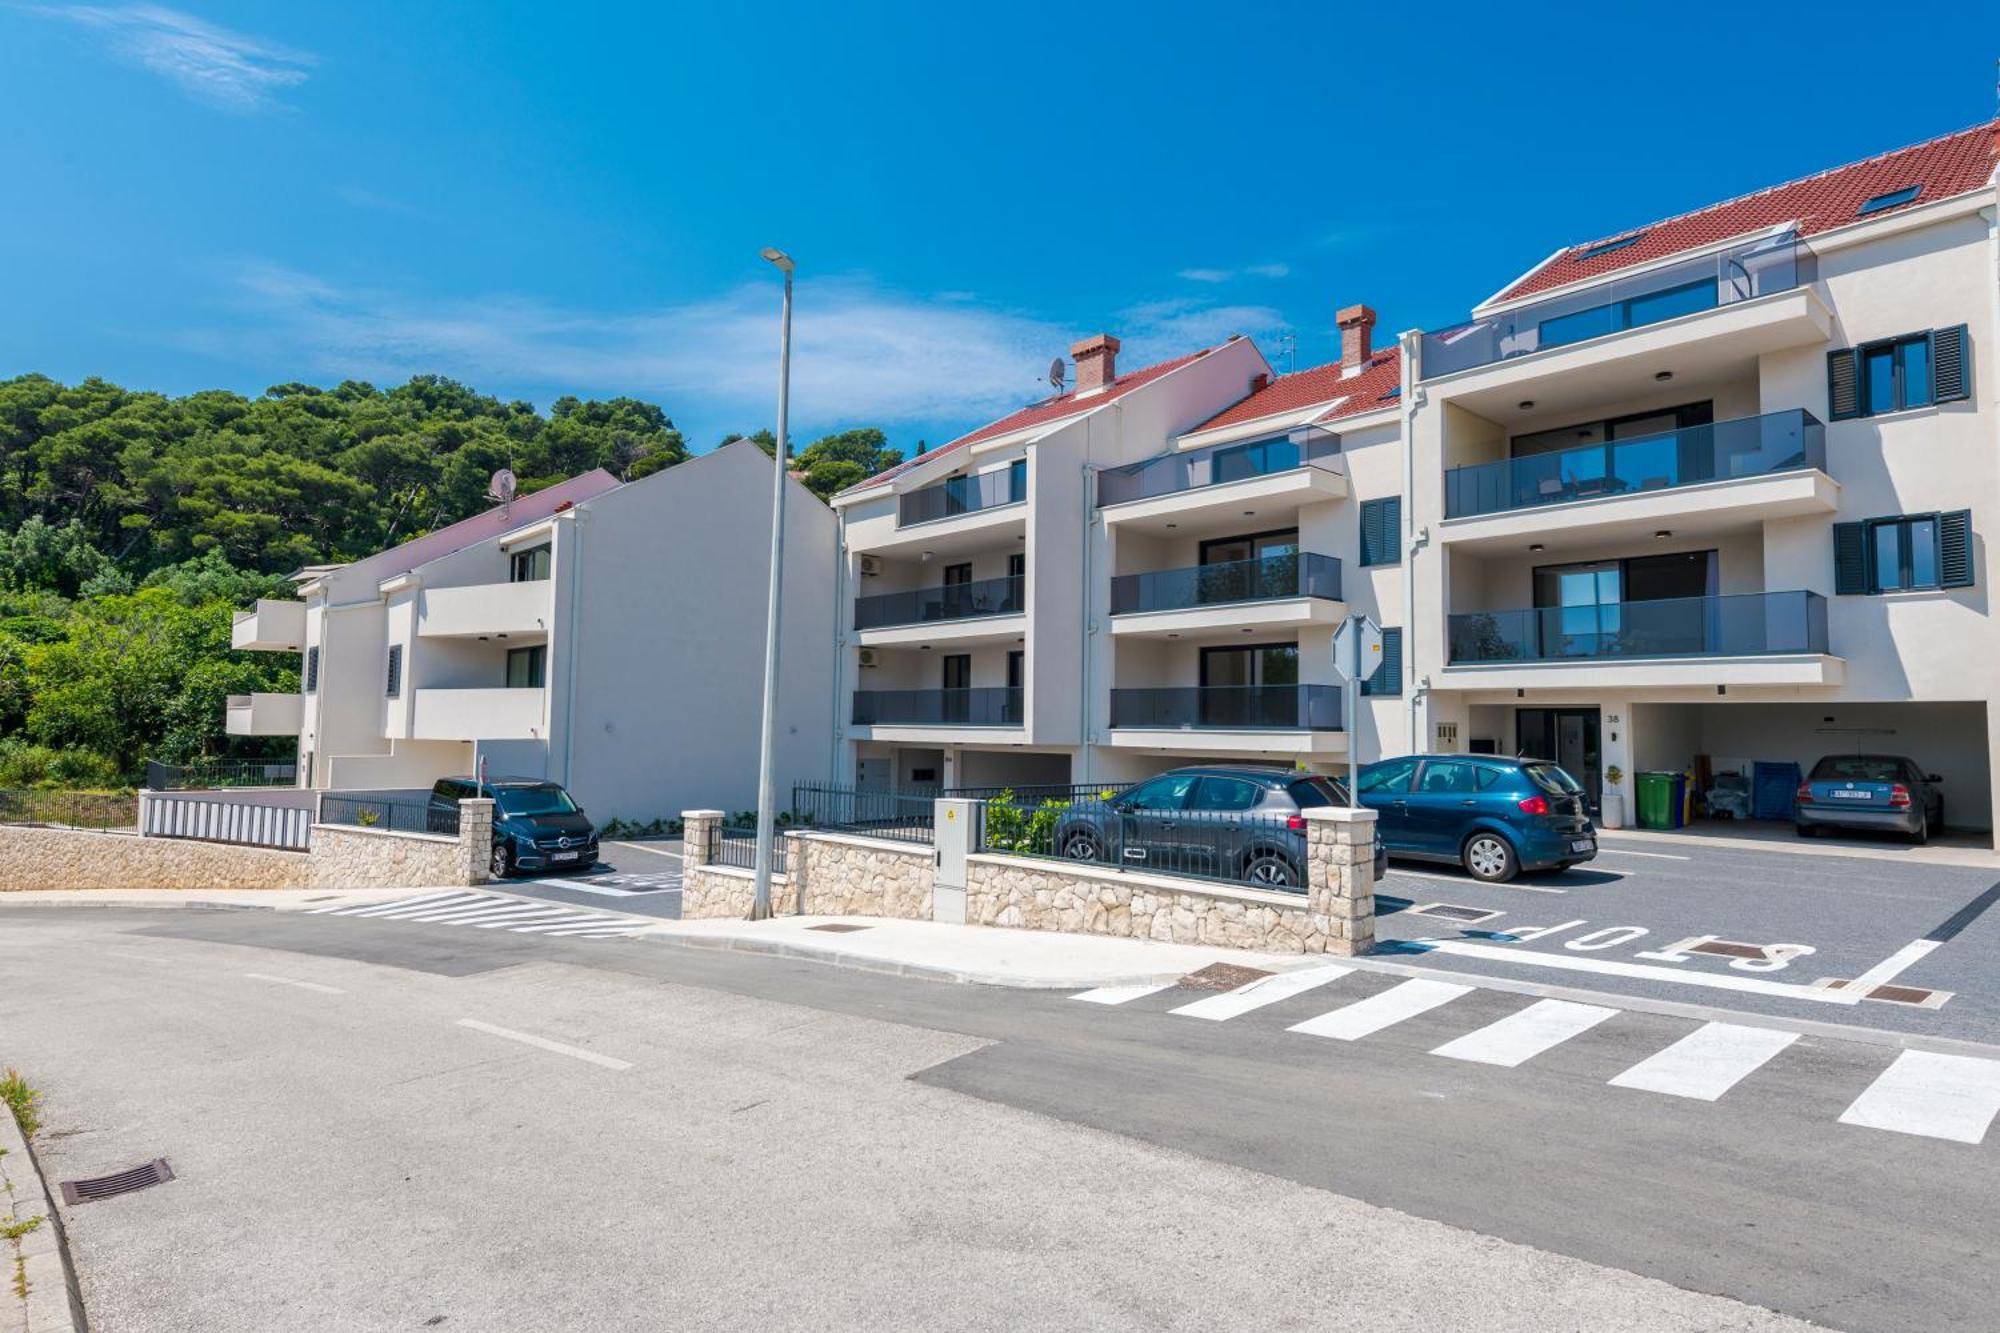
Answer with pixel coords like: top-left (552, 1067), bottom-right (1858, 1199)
top-left (386, 645), bottom-right (403, 698)
top-left (1826, 349), bottom-right (1861, 420)
top-left (1363, 627), bottom-right (1404, 696)
top-left (304, 646), bottom-right (320, 692)
top-left (1361, 497), bottom-right (1401, 566)
top-left (1931, 325), bottom-right (1971, 403)
top-left (1831, 522), bottom-right (1868, 595)
top-left (1939, 510), bottom-right (1975, 588)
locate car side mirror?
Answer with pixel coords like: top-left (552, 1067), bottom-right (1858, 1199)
top-left (1927, 775), bottom-right (1943, 784)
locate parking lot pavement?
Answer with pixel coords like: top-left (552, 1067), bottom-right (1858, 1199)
top-left (515, 840), bottom-right (683, 918)
top-left (1372, 836), bottom-right (2000, 1042)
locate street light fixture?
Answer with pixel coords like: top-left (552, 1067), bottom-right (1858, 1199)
top-left (750, 247), bottom-right (794, 920)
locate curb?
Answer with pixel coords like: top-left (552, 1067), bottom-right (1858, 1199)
top-left (639, 930), bottom-right (1197, 991)
top-left (0, 1095), bottom-right (83, 1333)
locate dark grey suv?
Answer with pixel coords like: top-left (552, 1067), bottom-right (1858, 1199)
top-left (1052, 766), bottom-right (1387, 890)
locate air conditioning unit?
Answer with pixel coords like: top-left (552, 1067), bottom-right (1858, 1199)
top-left (857, 648), bottom-right (880, 668)
top-left (857, 555), bottom-right (883, 576)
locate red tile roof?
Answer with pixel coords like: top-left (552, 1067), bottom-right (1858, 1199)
top-left (1188, 347), bottom-right (1403, 437)
top-left (1496, 119), bottom-right (2000, 304)
top-left (841, 345), bottom-right (1221, 494)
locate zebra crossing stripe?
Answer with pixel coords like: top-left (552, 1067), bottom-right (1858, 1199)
top-left (368, 894), bottom-right (502, 920)
top-left (1432, 998), bottom-right (1618, 1068)
top-left (305, 891), bottom-right (457, 916)
top-left (396, 897), bottom-right (525, 922)
top-left (406, 901), bottom-right (552, 924)
top-left (1839, 1050), bottom-right (2000, 1144)
top-left (508, 916), bottom-right (636, 934)
top-left (1071, 983), bottom-right (1176, 1006)
top-left (1171, 965), bottom-right (1354, 1021)
top-left (1288, 978), bottom-right (1472, 1041)
top-left (325, 893), bottom-right (483, 918)
top-left (1608, 1023), bottom-right (1799, 1101)
top-left (471, 908), bottom-right (581, 929)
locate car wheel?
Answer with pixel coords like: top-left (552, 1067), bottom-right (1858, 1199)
top-left (1461, 831), bottom-right (1518, 883)
top-left (1244, 851), bottom-right (1299, 888)
top-left (1060, 830), bottom-right (1103, 863)
top-left (490, 842), bottom-right (514, 878)
top-left (1911, 814), bottom-right (1930, 846)
top-left (1795, 824), bottom-right (1817, 839)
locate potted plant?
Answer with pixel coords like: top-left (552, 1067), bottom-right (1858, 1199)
top-left (1600, 765), bottom-right (1626, 830)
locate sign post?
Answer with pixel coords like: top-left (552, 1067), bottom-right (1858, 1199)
top-left (1331, 614), bottom-right (1384, 808)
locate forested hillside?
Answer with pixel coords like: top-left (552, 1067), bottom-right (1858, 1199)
top-left (0, 373), bottom-right (902, 787)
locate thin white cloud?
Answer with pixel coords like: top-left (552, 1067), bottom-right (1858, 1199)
top-left (182, 264), bottom-right (1286, 438)
top-left (1245, 262), bottom-right (1291, 278)
top-left (1177, 262), bottom-right (1290, 283)
top-left (1177, 268), bottom-right (1231, 284)
top-left (29, 4), bottom-right (313, 111)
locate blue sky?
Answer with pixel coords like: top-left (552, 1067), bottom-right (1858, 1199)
top-left (4, 2), bottom-right (1999, 457)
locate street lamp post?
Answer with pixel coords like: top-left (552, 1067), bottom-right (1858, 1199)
top-left (749, 247), bottom-right (795, 920)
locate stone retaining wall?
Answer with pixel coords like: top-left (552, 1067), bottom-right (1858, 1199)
top-left (679, 811), bottom-right (931, 920)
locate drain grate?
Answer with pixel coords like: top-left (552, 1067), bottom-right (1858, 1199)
top-left (806, 923), bottom-right (871, 934)
top-left (1180, 962), bottom-right (1273, 992)
top-left (1690, 940), bottom-right (1769, 961)
top-left (60, 1158), bottom-right (174, 1205)
top-left (1822, 978), bottom-right (1950, 1007)
top-left (1412, 903), bottom-right (1503, 926)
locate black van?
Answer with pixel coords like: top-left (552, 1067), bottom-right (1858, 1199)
top-left (427, 777), bottom-right (599, 878)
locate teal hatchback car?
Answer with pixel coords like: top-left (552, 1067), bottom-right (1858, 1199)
top-left (1356, 755), bottom-right (1596, 883)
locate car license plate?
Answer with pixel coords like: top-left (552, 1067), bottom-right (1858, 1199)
top-left (1570, 838), bottom-right (1595, 853)
top-left (1830, 790), bottom-right (1871, 800)
top-left (551, 850), bottom-right (580, 862)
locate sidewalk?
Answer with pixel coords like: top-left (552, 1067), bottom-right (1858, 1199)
top-left (1598, 823), bottom-right (2000, 870)
top-left (631, 914), bottom-right (1318, 988)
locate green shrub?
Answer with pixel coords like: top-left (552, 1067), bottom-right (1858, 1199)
top-left (0, 740), bottom-right (123, 791)
top-left (0, 1069), bottom-right (40, 1138)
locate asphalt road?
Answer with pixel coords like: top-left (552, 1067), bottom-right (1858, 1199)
top-left (3, 900), bottom-right (1997, 1331)
top-left (1374, 833), bottom-right (2000, 1041)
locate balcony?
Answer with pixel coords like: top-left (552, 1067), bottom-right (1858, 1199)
top-left (225, 692), bottom-right (304, 736)
top-left (409, 687), bottom-right (545, 740)
top-left (850, 687), bottom-right (1023, 728)
top-left (418, 580), bottom-right (551, 638)
top-left (231, 599), bottom-right (306, 652)
top-left (855, 574), bottom-right (1024, 632)
top-left (1442, 591), bottom-right (1842, 690)
top-left (1421, 232), bottom-right (1811, 380)
top-left (898, 462), bottom-right (1025, 528)
top-left (1097, 427), bottom-right (1347, 535)
top-left (1110, 685), bottom-right (1343, 731)
top-left (1440, 410), bottom-right (1838, 552)
top-left (1109, 553), bottom-right (1346, 639)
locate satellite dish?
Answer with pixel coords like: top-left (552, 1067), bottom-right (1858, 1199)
top-left (488, 468), bottom-right (517, 502)
top-left (1048, 357), bottom-right (1066, 392)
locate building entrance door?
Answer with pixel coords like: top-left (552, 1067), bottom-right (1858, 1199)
top-left (1517, 707), bottom-right (1601, 811)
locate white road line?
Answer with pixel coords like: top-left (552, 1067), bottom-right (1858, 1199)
top-left (1170, 964), bottom-right (1354, 1021)
top-left (1425, 940), bottom-right (1852, 1004)
top-left (244, 972), bottom-right (345, 995)
top-left (1432, 998), bottom-right (1618, 1067)
top-left (411, 902), bottom-right (556, 925)
top-left (1071, 983), bottom-right (1176, 1006)
top-left (1595, 848), bottom-right (1691, 861)
top-left (326, 892), bottom-right (482, 918)
top-left (471, 908), bottom-right (580, 929)
top-left (362, 894), bottom-right (498, 920)
top-left (1608, 1022), bottom-right (1799, 1101)
top-left (605, 842), bottom-right (683, 860)
top-left (1289, 978), bottom-right (1473, 1041)
top-left (454, 1019), bottom-right (632, 1071)
top-left (396, 897), bottom-right (522, 922)
top-left (1839, 1050), bottom-right (2000, 1144)
top-left (1383, 869), bottom-right (1567, 894)
top-left (1842, 939), bottom-right (1943, 997)
top-left (304, 892), bottom-right (453, 915)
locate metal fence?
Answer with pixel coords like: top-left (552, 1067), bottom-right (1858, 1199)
top-left (978, 793), bottom-right (1310, 893)
top-left (146, 759), bottom-right (299, 791)
top-left (0, 789), bottom-right (138, 833)
top-left (790, 781), bottom-right (935, 845)
top-left (319, 795), bottom-right (459, 837)
top-left (944, 781), bottom-right (1131, 804)
top-left (711, 824), bottom-right (789, 874)
top-left (141, 796), bottom-right (311, 850)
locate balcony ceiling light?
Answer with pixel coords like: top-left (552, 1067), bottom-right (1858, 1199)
top-left (1518, 400), bottom-right (1535, 410)
top-left (1243, 510), bottom-right (1255, 516)
top-left (1528, 543), bottom-right (1544, 552)
top-left (1654, 370), bottom-right (1674, 382)
top-left (1654, 530), bottom-right (1673, 539)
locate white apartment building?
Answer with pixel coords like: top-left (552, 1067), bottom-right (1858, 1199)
top-left (228, 439), bottom-right (838, 819)
top-left (833, 118), bottom-right (2000, 840)
top-left (1405, 118), bottom-right (2000, 836)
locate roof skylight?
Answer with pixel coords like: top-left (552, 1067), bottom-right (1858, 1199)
top-left (1856, 185), bottom-right (1922, 217)
top-left (1573, 233), bottom-right (1645, 262)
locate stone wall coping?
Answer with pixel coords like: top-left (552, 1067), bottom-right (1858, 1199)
top-left (1300, 805), bottom-right (1378, 825)
top-left (966, 852), bottom-right (1309, 912)
top-left (681, 809), bottom-right (726, 819)
top-left (696, 864), bottom-right (789, 884)
top-left (796, 829), bottom-right (934, 858)
top-left (309, 823), bottom-right (457, 846)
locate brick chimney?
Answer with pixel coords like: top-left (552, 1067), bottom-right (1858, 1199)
top-left (1337, 304), bottom-right (1377, 377)
top-left (1072, 333), bottom-right (1120, 394)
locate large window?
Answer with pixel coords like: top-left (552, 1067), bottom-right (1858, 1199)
top-left (1834, 512), bottom-right (1973, 595)
top-left (509, 543), bottom-right (552, 583)
top-left (505, 645), bottom-right (546, 688)
top-left (1827, 326), bottom-right (1969, 419)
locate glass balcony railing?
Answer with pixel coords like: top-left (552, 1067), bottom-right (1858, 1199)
top-left (1108, 685), bottom-right (1343, 730)
top-left (851, 687), bottom-right (1023, 727)
top-left (1420, 231), bottom-right (1810, 379)
top-left (1097, 425), bottom-right (1340, 508)
top-left (1444, 409), bottom-right (1825, 519)
top-left (854, 575), bottom-right (1025, 630)
top-left (898, 461), bottom-right (1026, 527)
top-left (1446, 591), bottom-right (1828, 665)
top-left (1110, 552), bottom-right (1342, 615)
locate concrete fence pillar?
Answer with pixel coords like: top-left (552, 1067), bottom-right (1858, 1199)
top-left (1301, 805), bottom-right (1377, 957)
top-left (457, 798), bottom-right (495, 885)
top-left (681, 810), bottom-right (723, 869)
top-left (783, 829), bottom-right (809, 913)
